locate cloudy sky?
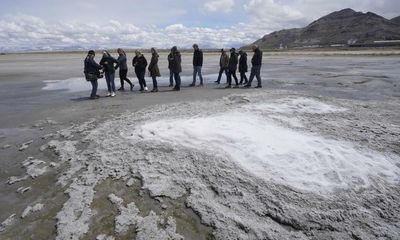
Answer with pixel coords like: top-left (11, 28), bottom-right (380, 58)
top-left (0, 0), bottom-right (399, 52)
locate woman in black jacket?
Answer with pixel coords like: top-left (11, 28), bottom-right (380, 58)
top-left (84, 50), bottom-right (102, 99)
top-left (116, 48), bottom-right (134, 91)
top-left (132, 50), bottom-right (148, 92)
top-left (148, 48), bottom-right (161, 92)
top-left (238, 50), bottom-right (248, 85)
top-left (100, 50), bottom-right (119, 97)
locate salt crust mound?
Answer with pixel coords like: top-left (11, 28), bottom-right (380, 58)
top-left (49, 93), bottom-right (400, 239)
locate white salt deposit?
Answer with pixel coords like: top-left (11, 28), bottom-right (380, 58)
top-left (245, 97), bottom-right (347, 114)
top-left (21, 203), bottom-right (44, 218)
top-left (0, 214), bottom-right (16, 232)
top-left (42, 74), bottom-right (219, 93)
top-left (130, 111), bottom-right (399, 193)
top-left (23, 158), bottom-right (48, 179)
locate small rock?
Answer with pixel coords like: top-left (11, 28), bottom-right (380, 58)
top-left (2, 144), bottom-right (11, 149)
top-left (19, 140), bottom-right (34, 151)
top-left (17, 186), bottom-right (31, 194)
top-left (161, 204), bottom-right (168, 210)
top-left (7, 176), bottom-right (29, 185)
top-left (126, 178), bottom-right (135, 187)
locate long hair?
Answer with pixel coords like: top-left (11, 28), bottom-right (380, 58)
top-left (151, 47), bottom-right (159, 58)
top-left (117, 48), bottom-right (126, 56)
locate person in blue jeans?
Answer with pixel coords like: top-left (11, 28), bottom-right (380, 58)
top-left (132, 50), bottom-right (148, 92)
top-left (244, 44), bottom-right (263, 88)
top-left (189, 44), bottom-right (203, 87)
top-left (84, 50), bottom-right (102, 99)
top-left (100, 50), bottom-right (119, 97)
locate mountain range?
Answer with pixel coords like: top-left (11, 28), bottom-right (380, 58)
top-left (250, 8), bottom-right (400, 49)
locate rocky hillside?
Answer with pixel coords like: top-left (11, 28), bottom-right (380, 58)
top-left (250, 8), bottom-right (400, 49)
top-left (391, 16), bottom-right (400, 24)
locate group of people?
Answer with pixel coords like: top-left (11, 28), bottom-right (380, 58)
top-left (83, 44), bottom-right (263, 99)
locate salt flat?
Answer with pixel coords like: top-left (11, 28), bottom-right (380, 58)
top-left (0, 51), bottom-right (399, 239)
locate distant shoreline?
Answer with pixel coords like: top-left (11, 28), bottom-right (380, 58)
top-left (2, 47), bottom-right (400, 56)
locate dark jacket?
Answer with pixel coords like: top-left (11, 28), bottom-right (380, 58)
top-left (84, 57), bottom-right (102, 74)
top-left (193, 49), bottom-right (203, 66)
top-left (169, 51), bottom-right (182, 73)
top-left (239, 53), bottom-right (248, 73)
top-left (228, 52), bottom-right (238, 72)
top-left (100, 56), bottom-right (119, 74)
top-left (251, 48), bottom-right (263, 66)
top-left (148, 54), bottom-right (161, 77)
top-left (117, 55), bottom-right (128, 70)
top-left (132, 55), bottom-right (148, 73)
top-left (167, 53), bottom-right (173, 70)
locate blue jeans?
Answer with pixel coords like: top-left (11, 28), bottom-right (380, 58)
top-left (192, 66), bottom-right (203, 85)
top-left (136, 71), bottom-right (147, 90)
top-left (90, 80), bottom-right (98, 97)
top-left (105, 72), bottom-right (116, 93)
top-left (169, 70), bottom-right (174, 86)
top-left (173, 72), bottom-right (181, 90)
top-left (217, 67), bottom-right (228, 83)
top-left (248, 65), bottom-right (262, 86)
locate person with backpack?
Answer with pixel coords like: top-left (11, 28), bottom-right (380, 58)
top-left (226, 48), bottom-right (239, 88)
top-left (168, 46), bottom-right (182, 91)
top-left (132, 50), bottom-right (148, 92)
top-left (238, 50), bottom-right (248, 85)
top-left (84, 50), bottom-right (102, 99)
top-left (116, 48), bottom-right (134, 91)
top-left (148, 48), bottom-right (161, 92)
top-left (100, 50), bottom-right (119, 97)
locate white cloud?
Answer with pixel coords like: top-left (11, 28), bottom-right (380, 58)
top-left (0, 14), bottom-right (258, 52)
top-left (204, 0), bottom-right (235, 13)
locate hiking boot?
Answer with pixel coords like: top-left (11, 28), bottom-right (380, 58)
top-left (255, 86), bottom-right (262, 88)
top-left (214, 80), bottom-right (220, 84)
top-left (225, 85), bottom-right (232, 89)
top-left (243, 84), bottom-right (251, 88)
top-left (188, 83), bottom-right (195, 87)
top-left (169, 84), bottom-right (173, 87)
top-left (117, 87), bottom-right (124, 91)
top-left (198, 83), bottom-right (203, 87)
top-left (151, 88), bottom-right (159, 92)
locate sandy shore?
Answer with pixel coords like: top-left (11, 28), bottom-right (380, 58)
top-left (0, 51), bottom-right (400, 239)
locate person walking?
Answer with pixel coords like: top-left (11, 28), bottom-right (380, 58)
top-left (238, 50), bottom-right (248, 85)
top-left (148, 48), bottom-right (161, 92)
top-left (244, 44), bottom-right (263, 88)
top-left (226, 48), bottom-right (239, 88)
top-left (215, 49), bottom-right (229, 84)
top-left (168, 46), bottom-right (182, 91)
top-left (132, 50), bottom-right (148, 92)
top-left (189, 44), bottom-right (203, 87)
top-left (116, 48), bottom-right (134, 91)
top-left (84, 50), bottom-right (102, 99)
top-left (167, 52), bottom-right (174, 87)
top-left (100, 50), bottom-right (119, 97)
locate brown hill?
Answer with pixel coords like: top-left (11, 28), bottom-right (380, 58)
top-left (250, 8), bottom-right (400, 49)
